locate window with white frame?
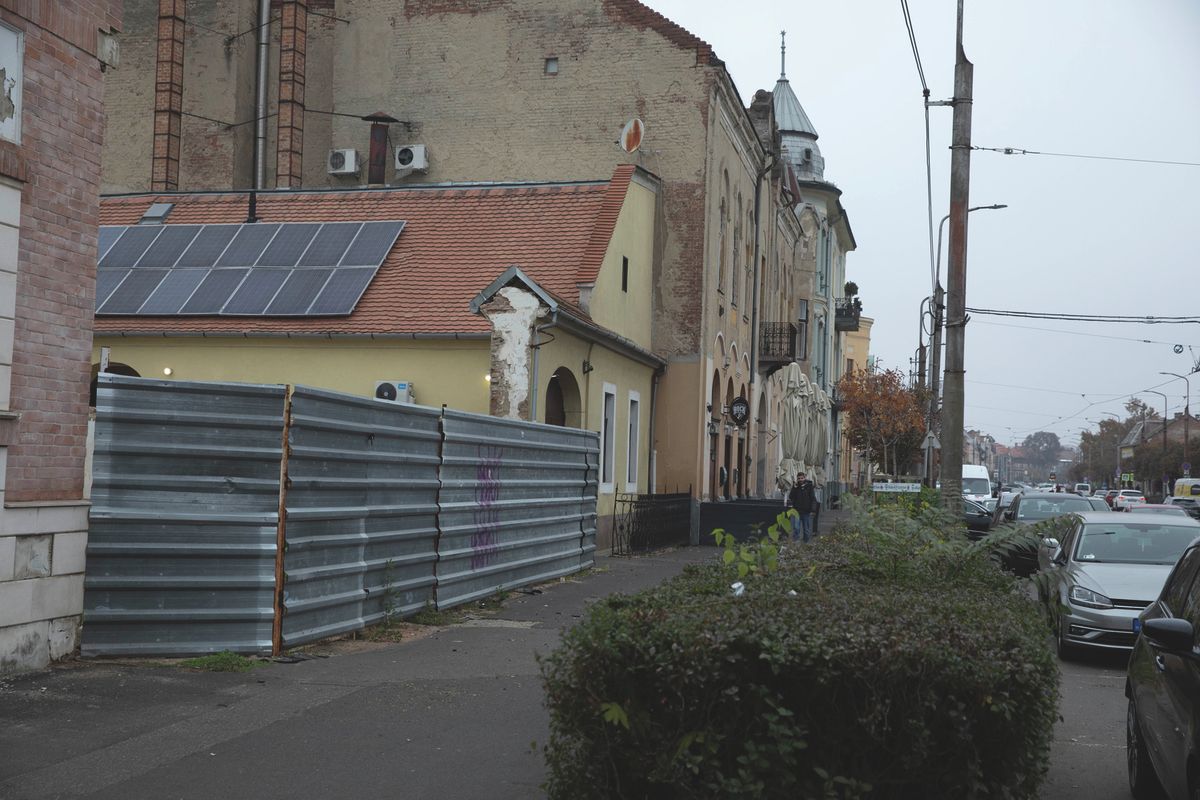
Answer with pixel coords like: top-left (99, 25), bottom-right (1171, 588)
top-left (600, 383), bottom-right (616, 492)
top-left (626, 391), bottom-right (640, 491)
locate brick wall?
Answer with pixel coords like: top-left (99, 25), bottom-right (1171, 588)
top-left (0, 0), bottom-right (123, 672)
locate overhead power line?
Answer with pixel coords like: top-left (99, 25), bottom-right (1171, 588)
top-left (970, 145), bottom-right (1200, 168)
top-left (968, 307), bottom-right (1200, 325)
top-left (973, 319), bottom-right (1194, 347)
top-left (900, 0), bottom-right (928, 92)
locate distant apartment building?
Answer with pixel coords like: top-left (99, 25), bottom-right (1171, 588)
top-left (0, 2), bottom-right (122, 672)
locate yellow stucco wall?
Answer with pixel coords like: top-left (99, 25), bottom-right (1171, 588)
top-left (92, 337), bottom-right (493, 413)
top-left (587, 176), bottom-right (657, 351)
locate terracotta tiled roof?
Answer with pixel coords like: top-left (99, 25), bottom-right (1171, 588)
top-left (96, 166), bottom-right (635, 336)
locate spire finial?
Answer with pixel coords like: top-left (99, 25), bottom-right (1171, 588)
top-left (780, 30), bottom-right (787, 79)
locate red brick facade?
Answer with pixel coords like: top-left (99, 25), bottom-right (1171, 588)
top-left (0, 0), bottom-right (122, 502)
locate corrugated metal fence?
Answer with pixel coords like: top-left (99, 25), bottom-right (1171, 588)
top-left (84, 376), bottom-right (599, 656)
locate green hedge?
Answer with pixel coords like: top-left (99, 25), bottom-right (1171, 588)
top-left (540, 502), bottom-right (1059, 799)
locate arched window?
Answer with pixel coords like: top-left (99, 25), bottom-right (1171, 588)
top-left (732, 193), bottom-right (742, 306)
top-left (718, 171), bottom-right (729, 295)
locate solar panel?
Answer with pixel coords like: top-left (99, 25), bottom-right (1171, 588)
top-left (99, 226), bottom-right (162, 269)
top-left (180, 269), bottom-right (249, 314)
top-left (133, 225), bottom-right (202, 268)
top-left (94, 268), bottom-right (129, 309)
top-left (95, 220), bottom-right (400, 317)
top-left (265, 268), bottom-right (333, 315)
top-left (307, 267), bottom-right (377, 315)
top-left (139, 269), bottom-right (209, 314)
top-left (214, 224), bottom-right (280, 268)
top-left (256, 223), bottom-right (320, 267)
top-left (223, 268), bottom-right (290, 314)
top-left (340, 221), bottom-right (404, 266)
top-left (98, 269), bottom-right (169, 314)
top-left (98, 227), bottom-right (124, 262)
top-left (298, 223), bottom-right (361, 267)
top-left (176, 225), bottom-right (240, 267)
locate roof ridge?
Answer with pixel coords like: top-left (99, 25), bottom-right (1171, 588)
top-left (577, 164), bottom-right (636, 287)
top-left (602, 0), bottom-right (720, 67)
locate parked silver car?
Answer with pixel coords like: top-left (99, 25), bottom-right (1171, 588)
top-left (1038, 511), bottom-right (1200, 657)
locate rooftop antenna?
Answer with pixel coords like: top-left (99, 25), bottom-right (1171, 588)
top-left (780, 30), bottom-right (786, 79)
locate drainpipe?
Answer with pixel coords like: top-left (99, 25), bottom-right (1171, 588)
top-left (254, 0), bottom-right (271, 190)
top-left (529, 313), bottom-right (557, 423)
top-left (647, 364), bottom-right (665, 493)
top-left (750, 154), bottom-right (774, 497)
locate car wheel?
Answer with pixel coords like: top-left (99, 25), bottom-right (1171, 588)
top-left (1127, 697), bottom-right (1165, 799)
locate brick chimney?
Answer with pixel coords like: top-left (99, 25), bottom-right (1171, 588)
top-left (151, 0), bottom-right (185, 190)
top-left (275, 0), bottom-right (307, 188)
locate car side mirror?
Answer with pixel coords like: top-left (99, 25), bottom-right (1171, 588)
top-left (1042, 537), bottom-right (1059, 550)
top-left (1142, 617), bottom-right (1195, 652)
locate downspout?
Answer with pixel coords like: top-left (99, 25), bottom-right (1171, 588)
top-left (750, 154), bottom-right (774, 496)
top-left (254, 0), bottom-right (271, 190)
top-left (529, 312), bottom-right (557, 423)
top-left (647, 364), bottom-right (665, 493)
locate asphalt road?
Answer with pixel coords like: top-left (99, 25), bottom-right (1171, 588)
top-left (1039, 647), bottom-right (1132, 800)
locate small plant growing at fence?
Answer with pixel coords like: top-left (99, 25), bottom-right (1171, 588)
top-left (179, 651), bottom-right (265, 673)
top-left (381, 558), bottom-right (398, 629)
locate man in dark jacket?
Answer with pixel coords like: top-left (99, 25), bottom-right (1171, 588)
top-left (788, 472), bottom-right (817, 543)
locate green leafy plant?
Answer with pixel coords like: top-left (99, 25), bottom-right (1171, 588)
top-left (541, 497), bottom-right (1059, 799)
top-left (179, 651), bottom-right (265, 672)
top-left (711, 510), bottom-right (792, 579)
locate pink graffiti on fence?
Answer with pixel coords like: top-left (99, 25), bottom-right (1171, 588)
top-left (471, 446), bottom-right (503, 570)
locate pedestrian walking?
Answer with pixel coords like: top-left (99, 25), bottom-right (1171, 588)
top-left (788, 472), bottom-right (817, 543)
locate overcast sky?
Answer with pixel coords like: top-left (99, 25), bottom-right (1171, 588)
top-left (646, 0), bottom-right (1200, 449)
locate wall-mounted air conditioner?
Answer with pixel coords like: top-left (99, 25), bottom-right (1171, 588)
top-left (394, 144), bottom-right (429, 175)
top-left (327, 149), bottom-right (360, 175)
top-left (374, 380), bottom-right (415, 404)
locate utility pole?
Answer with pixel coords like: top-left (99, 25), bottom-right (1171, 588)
top-left (926, 285), bottom-right (943, 487)
top-left (939, 0), bottom-right (973, 509)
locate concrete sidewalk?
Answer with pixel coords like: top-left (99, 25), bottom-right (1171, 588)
top-left (0, 547), bottom-right (718, 800)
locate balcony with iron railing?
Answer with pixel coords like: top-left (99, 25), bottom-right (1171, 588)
top-left (835, 296), bottom-right (862, 332)
top-left (759, 322), bottom-right (799, 373)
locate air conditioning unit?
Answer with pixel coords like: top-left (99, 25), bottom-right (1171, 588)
top-left (394, 144), bottom-right (429, 174)
top-left (374, 380), bottom-right (415, 404)
top-left (327, 149), bottom-right (360, 176)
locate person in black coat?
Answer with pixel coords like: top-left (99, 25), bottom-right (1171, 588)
top-left (788, 472), bottom-right (817, 543)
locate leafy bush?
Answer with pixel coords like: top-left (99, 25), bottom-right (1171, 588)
top-left (540, 499), bottom-right (1059, 799)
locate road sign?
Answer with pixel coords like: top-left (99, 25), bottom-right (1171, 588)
top-left (922, 431), bottom-right (941, 451)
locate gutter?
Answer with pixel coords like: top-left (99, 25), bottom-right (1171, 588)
top-left (96, 331), bottom-right (492, 341)
top-left (253, 0), bottom-right (271, 190)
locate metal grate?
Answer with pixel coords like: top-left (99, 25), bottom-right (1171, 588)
top-left (613, 491), bottom-right (692, 555)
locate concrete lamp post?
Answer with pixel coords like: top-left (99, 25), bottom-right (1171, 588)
top-left (1160, 371), bottom-right (1190, 473)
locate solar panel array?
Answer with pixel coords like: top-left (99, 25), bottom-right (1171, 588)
top-left (95, 221), bottom-right (405, 317)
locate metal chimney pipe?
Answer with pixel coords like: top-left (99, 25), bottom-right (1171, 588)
top-left (254, 0), bottom-right (271, 190)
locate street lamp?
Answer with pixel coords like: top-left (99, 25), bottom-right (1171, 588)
top-left (926, 203), bottom-right (1009, 492)
top-left (1160, 371), bottom-right (1190, 473)
top-left (1146, 390), bottom-right (1168, 495)
top-left (933, 204), bottom-right (1008, 293)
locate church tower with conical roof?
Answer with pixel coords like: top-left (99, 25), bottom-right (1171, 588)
top-left (773, 32), bottom-right (826, 183)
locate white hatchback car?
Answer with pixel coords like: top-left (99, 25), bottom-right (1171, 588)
top-left (1113, 490), bottom-right (1147, 511)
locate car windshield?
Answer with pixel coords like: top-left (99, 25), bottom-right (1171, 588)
top-left (1016, 495), bottom-right (1092, 520)
top-left (963, 478), bottom-right (990, 495)
top-left (1075, 522), bottom-right (1200, 565)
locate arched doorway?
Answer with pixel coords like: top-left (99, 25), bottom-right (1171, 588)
top-left (708, 370), bottom-right (721, 500)
top-left (90, 362), bottom-right (140, 406)
top-left (545, 368), bottom-right (582, 427)
top-left (736, 382), bottom-right (748, 497)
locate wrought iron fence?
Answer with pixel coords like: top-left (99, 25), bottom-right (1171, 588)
top-left (612, 490), bottom-right (692, 555)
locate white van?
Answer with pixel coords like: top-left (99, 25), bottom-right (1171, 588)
top-left (962, 464), bottom-right (993, 505)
